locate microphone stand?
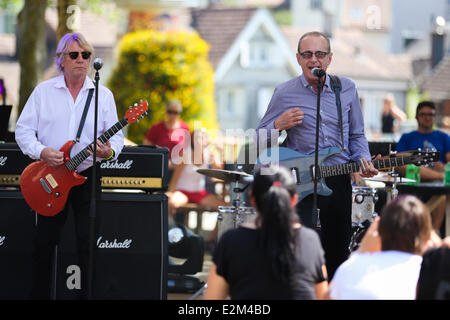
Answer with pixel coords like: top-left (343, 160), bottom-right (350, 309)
top-left (87, 66), bottom-right (100, 300)
top-left (312, 74), bottom-right (324, 231)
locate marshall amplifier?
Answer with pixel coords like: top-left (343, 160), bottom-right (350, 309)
top-left (0, 143), bottom-right (34, 187)
top-left (55, 191), bottom-right (168, 300)
top-left (100, 145), bottom-right (169, 192)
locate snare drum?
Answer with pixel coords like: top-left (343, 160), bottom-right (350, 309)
top-left (217, 206), bottom-right (256, 240)
top-left (351, 186), bottom-right (378, 226)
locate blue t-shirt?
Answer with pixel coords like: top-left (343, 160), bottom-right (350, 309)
top-left (396, 130), bottom-right (450, 163)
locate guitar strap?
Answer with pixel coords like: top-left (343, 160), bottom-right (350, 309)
top-left (76, 88), bottom-right (94, 143)
top-left (329, 75), bottom-right (346, 152)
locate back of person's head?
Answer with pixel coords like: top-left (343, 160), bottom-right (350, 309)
top-left (417, 247), bottom-right (450, 300)
top-left (252, 165), bottom-right (298, 283)
top-left (55, 32), bottom-right (94, 73)
top-left (379, 195), bottom-right (431, 254)
top-left (416, 101), bottom-right (435, 116)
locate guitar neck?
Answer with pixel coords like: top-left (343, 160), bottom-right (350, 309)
top-left (320, 155), bottom-right (417, 178)
top-left (65, 118), bottom-right (128, 171)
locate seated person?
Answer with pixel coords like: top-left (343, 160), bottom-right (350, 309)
top-left (396, 101), bottom-right (450, 234)
top-left (327, 195), bottom-right (437, 300)
top-left (167, 129), bottom-right (228, 241)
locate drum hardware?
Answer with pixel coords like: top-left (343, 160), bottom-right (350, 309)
top-left (349, 186), bottom-right (379, 252)
top-left (197, 167), bottom-right (256, 240)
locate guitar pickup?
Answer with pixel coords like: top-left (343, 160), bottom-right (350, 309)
top-left (45, 174), bottom-right (59, 189)
top-left (290, 167), bottom-right (300, 184)
top-left (39, 178), bottom-right (52, 194)
top-left (310, 165), bottom-right (321, 181)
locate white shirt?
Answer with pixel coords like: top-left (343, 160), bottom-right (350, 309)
top-left (176, 162), bottom-right (207, 192)
top-left (329, 250), bottom-right (423, 300)
top-left (15, 75), bottom-right (124, 172)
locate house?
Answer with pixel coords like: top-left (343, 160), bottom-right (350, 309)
top-left (191, 6), bottom-right (300, 131)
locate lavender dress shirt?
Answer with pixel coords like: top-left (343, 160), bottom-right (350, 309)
top-left (257, 74), bottom-right (371, 166)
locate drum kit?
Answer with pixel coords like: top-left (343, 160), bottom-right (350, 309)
top-left (196, 168), bottom-right (417, 252)
top-left (196, 168), bottom-right (256, 240)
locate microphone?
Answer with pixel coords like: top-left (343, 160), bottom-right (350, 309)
top-left (93, 58), bottom-right (103, 71)
top-left (311, 67), bottom-right (326, 77)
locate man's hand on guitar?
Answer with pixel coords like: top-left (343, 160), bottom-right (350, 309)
top-left (358, 154), bottom-right (381, 178)
top-left (88, 139), bottom-right (113, 159)
top-left (274, 107), bottom-right (304, 130)
top-left (40, 147), bottom-right (64, 167)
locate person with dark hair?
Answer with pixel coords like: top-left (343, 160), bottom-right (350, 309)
top-left (204, 165), bottom-right (328, 300)
top-left (417, 245), bottom-right (450, 300)
top-left (327, 195), bottom-right (435, 299)
top-left (15, 32), bottom-right (124, 299)
top-left (256, 31), bottom-right (378, 280)
top-left (396, 100), bottom-right (450, 234)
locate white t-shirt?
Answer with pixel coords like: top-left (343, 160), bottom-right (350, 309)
top-left (330, 250), bottom-right (423, 300)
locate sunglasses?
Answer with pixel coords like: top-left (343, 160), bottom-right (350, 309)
top-left (298, 50), bottom-right (329, 59)
top-left (418, 112), bottom-right (435, 117)
top-left (65, 51), bottom-right (92, 60)
top-left (166, 110), bottom-right (181, 115)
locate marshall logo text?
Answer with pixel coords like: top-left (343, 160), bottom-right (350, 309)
top-left (100, 160), bottom-right (133, 170)
top-left (96, 236), bottom-right (132, 249)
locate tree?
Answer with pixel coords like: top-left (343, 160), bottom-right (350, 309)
top-left (57, 0), bottom-right (77, 41)
top-left (16, 0), bottom-right (47, 112)
top-left (107, 29), bottom-right (218, 143)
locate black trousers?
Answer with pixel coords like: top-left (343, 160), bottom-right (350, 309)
top-left (30, 165), bottom-right (101, 299)
top-left (296, 175), bottom-right (352, 281)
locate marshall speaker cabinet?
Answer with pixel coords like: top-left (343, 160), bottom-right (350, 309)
top-left (0, 190), bottom-right (35, 299)
top-left (55, 191), bottom-right (168, 300)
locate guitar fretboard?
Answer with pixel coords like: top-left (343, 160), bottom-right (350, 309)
top-left (319, 155), bottom-right (428, 178)
top-left (65, 118), bottom-right (128, 171)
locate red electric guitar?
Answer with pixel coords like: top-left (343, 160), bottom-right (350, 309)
top-left (20, 100), bottom-right (148, 216)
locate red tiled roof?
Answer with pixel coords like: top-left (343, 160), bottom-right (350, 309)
top-left (422, 55), bottom-right (450, 101)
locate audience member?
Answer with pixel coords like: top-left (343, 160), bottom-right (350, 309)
top-left (204, 165), bottom-right (328, 300)
top-left (167, 129), bottom-right (228, 248)
top-left (327, 195), bottom-right (433, 300)
top-left (416, 237), bottom-right (450, 300)
top-left (396, 101), bottom-right (450, 234)
top-left (381, 93), bottom-right (406, 134)
top-left (143, 100), bottom-right (190, 172)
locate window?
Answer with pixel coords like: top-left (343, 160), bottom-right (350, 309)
top-left (310, 0), bottom-right (323, 10)
top-left (219, 88), bottom-right (245, 118)
top-left (257, 87), bottom-right (274, 119)
top-left (241, 40), bottom-right (279, 69)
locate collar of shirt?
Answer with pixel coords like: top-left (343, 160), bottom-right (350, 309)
top-left (53, 74), bottom-right (95, 91)
top-left (299, 73), bottom-right (332, 93)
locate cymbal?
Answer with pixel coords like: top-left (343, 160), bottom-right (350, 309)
top-left (364, 174), bottom-right (416, 184)
top-left (197, 169), bottom-right (253, 183)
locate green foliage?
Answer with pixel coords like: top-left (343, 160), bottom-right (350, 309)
top-left (107, 29), bottom-right (217, 144)
top-left (406, 87), bottom-right (430, 119)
